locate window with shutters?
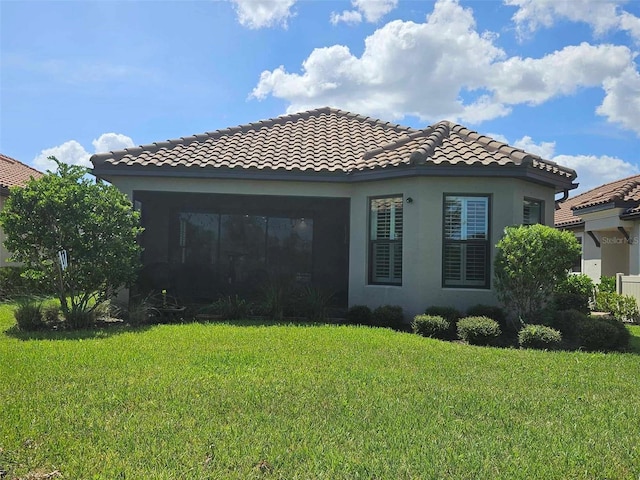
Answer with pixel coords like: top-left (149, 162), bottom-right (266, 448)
top-left (369, 196), bottom-right (403, 285)
top-left (443, 195), bottom-right (490, 288)
top-left (523, 198), bottom-right (544, 225)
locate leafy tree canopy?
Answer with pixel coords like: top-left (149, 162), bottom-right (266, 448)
top-left (494, 224), bottom-right (581, 323)
top-left (0, 157), bottom-right (142, 325)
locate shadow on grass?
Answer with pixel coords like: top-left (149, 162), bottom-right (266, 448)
top-left (4, 322), bottom-right (154, 341)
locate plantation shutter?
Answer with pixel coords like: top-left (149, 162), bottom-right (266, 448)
top-left (370, 197), bottom-right (402, 284)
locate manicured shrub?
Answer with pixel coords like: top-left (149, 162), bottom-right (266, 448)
top-left (518, 324), bottom-right (562, 350)
top-left (457, 316), bottom-right (501, 346)
top-left (553, 292), bottom-right (589, 315)
top-left (372, 305), bottom-right (404, 329)
top-left (345, 305), bottom-right (372, 325)
top-left (412, 315), bottom-right (450, 339)
top-left (14, 298), bottom-right (44, 331)
top-left (577, 318), bottom-right (619, 352)
top-left (424, 306), bottom-right (462, 339)
top-left (551, 309), bottom-right (588, 343)
top-left (466, 304), bottom-right (506, 326)
top-left (424, 306), bottom-right (461, 322)
top-left (599, 316), bottom-right (631, 351)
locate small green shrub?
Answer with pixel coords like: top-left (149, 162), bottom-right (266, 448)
top-left (412, 315), bottom-right (450, 339)
top-left (598, 276), bottom-right (616, 294)
top-left (577, 318), bottom-right (619, 352)
top-left (14, 298), bottom-right (44, 331)
top-left (466, 304), bottom-right (506, 327)
top-left (553, 292), bottom-right (589, 314)
top-left (260, 282), bottom-right (288, 321)
top-left (64, 309), bottom-right (95, 329)
top-left (594, 291), bottom-right (639, 322)
top-left (372, 305), bottom-right (404, 329)
top-left (457, 316), bottom-right (501, 346)
top-left (551, 309), bottom-right (588, 342)
top-left (212, 295), bottom-right (252, 320)
top-left (555, 274), bottom-right (595, 301)
top-left (425, 306), bottom-right (462, 339)
top-left (42, 303), bottom-right (60, 325)
top-left (518, 324), bottom-right (562, 350)
top-left (345, 305), bottom-right (372, 325)
top-left (299, 286), bottom-right (333, 321)
top-left (598, 316), bottom-right (630, 351)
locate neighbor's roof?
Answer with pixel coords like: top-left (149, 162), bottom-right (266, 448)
top-left (555, 174), bottom-right (640, 228)
top-left (91, 107), bottom-right (576, 188)
top-left (0, 153), bottom-right (43, 194)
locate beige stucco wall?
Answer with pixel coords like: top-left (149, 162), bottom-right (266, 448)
top-left (107, 174), bottom-right (556, 319)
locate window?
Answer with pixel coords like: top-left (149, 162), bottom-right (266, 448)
top-left (523, 198), bottom-right (543, 225)
top-left (369, 196), bottom-right (403, 285)
top-left (443, 195), bottom-right (490, 288)
top-left (571, 236), bottom-right (583, 273)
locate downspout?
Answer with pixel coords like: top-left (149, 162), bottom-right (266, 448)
top-left (555, 189), bottom-right (570, 210)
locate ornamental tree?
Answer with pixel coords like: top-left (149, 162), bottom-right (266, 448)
top-left (0, 157), bottom-right (142, 326)
top-left (494, 224), bottom-right (581, 324)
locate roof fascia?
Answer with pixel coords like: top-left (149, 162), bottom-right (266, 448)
top-left (91, 164), bottom-right (575, 190)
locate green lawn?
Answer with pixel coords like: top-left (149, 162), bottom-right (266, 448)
top-left (1, 304), bottom-right (639, 479)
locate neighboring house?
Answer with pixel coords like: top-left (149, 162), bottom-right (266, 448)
top-left (91, 107), bottom-right (577, 318)
top-left (0, 153), bottom-right (44, 266)
top-left (555, 174), bottom-right (640, 283)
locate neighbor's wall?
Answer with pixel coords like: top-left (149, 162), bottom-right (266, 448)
top-left (0, 195), bottom-right (15, 267)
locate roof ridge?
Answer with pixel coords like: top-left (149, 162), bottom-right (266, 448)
top-left (362, 129), bottom-right (428, 161)
top-left (569, 173), bottom-right (640, 210)
top-left (91, 106), bottom-right (415, 166)
top-left (408, 122), bottom-right (449, 165)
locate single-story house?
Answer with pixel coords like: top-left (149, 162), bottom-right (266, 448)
top-left (91, 107), bottom-right (577, 318)
top-left (555, 174), bottom-right (640, 283)
top-left (0, 153), bottom-right (44, 266)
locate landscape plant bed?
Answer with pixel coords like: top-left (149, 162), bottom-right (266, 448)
top-left (1, 302), bottom-right (639, 479)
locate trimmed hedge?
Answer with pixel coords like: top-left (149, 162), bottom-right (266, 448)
top-left (412, 315), bottom-right (450, 339)
top-left (577, 318), bottom-right (619, 352)
top-left (372, 305), bottom-right (404, 329)
top-left (345, 305), bottom-right (372, 325)
top-left (457, 316), bottom-right (501, 346)
top-left (518, 324), bottom-right (562, 350)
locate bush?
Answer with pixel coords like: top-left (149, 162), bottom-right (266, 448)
top-left (457, 316), bottom-right (501, 346)
top-left (14, 298), bottom-right (44, 331)
top-left (212, 295), bottom-right (252, 320)
top-left (260, 282), bottom-right (288, 321)
top-left (518, 324), bottom-right (562, 350)
top-left (598, 316), bottom-right (630, 351)
top-left (42, 304), bottom-right (60, 325)
top-left (372, 305), bottom-right (404, 329)
top-left (595, 291), bottom-right (640, 322)
top-left (599, 276), bottom-right (616, 294)
top-left (0, 267), bottom-right (51, 299)
top-left (553, 292), bottom-right (589, 315)
top-left (466, 304), bottom-right (506, 325)
top-left (345, 305), bottom-right (372, 325)
top-left (65, 309), bottom-right (95, 329)
top-left (424, 306), bottom-right (462, 339)
top-left (299, 286), bottom-right (334, 321)
top-left (412, 315), bottom-right (450, 339)
top-left (555, 274), bottom-right (595, 301)
top-left (577, 318), bottom-right (619, 352)
top-left (551, 309), bottom-right (588, 342)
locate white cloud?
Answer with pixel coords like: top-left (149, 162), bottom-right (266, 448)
top-left (597, 67), bottom-right (640, 132)
top-left (252, 0), bottom-right (640, 131)
top-left (92, 133), bottom-right (135, 154)
top-left (511, 135), bottom-right (639, 193)
top-left (330, 10), bottom-right (363, 26)
top-left (505, 0), bottom-right (640, 41)
top-left (33, 133), bottom-right (136, 172)
top-left (331, 0), bottom-right (398, 25)
top-left (230, 0), bottom-right (297, 29)
top-left (33, 141), bottom-right (92, 172)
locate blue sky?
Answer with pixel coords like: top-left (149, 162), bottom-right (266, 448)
top-left (1, 0), bottom-right (639, 193)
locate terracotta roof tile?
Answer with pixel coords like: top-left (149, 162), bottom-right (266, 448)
top-left (91, 107), bottom-right (576, 185)
top-left (555, 174), bottom-right (640, 227)
top-left (0, 153), bottom-right (44, 193)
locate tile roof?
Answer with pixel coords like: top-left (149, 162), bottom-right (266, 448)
top-left (91, 107), bottom-right (576, 185)
top-left (0, 153), bottom-right (43, 194)
top-left (555, 174), bottom-right (640, 228)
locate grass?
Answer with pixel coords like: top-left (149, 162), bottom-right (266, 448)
top-left (1, 303), bottom-right (639, 479)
